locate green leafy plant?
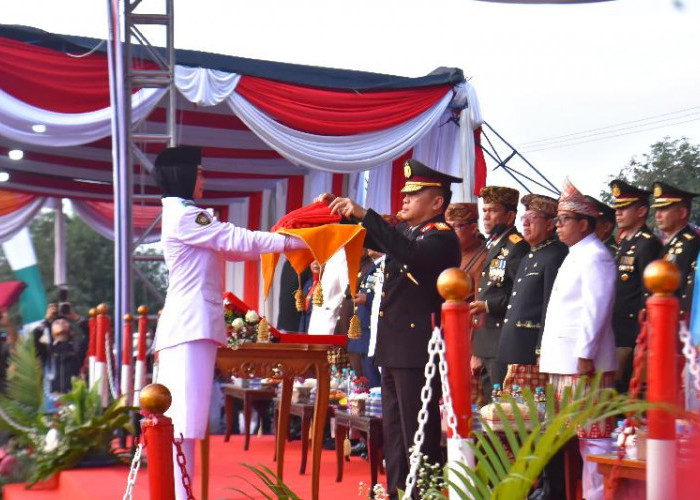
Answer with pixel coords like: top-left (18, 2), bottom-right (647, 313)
top-left (228, 463), bottom-right (302, 499)
top-left (0, 337), bottom-right (136, 486)
top-left (426, 374), bottom-right (653, 499)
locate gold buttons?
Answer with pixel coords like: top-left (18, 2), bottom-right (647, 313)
top-left (504, 319), bottom-right (508, 323)
top-left (379, 311), bottom-right (384, 317)
top-left (507, 304), bottom-right (512, 309)
top-left (410, 323), bottom-right (415, 328)
top-left (621, 274), bottom-right (629, 281)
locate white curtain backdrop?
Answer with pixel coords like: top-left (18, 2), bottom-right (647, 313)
top-left (0, 196), bottom-right (47, 243)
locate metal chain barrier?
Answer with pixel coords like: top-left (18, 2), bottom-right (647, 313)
top-left (403, 327), bottom-right (442, 499)
top-left (122, 439), bottom-right (143, 500)
top-left (679, 321), bottom-right (700, 394)
top-left (436, 330), bottom-right (461, 439)
top-left (174, 434), bottom-right (196, 500)
top-left (105, 330), bottom-right (119, 400)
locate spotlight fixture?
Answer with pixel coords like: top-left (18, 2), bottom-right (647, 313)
top-left (8, 150), bottom-right (24, 160)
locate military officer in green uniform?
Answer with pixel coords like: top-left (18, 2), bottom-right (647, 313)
top-left (470, 186), bottom-right (529, 402)
top-left (652, 181), bottom-right (700, 320)
top-left (608, 180), bottom-right (661, 392)
top-left (586, 195), bottom-right (618, 255)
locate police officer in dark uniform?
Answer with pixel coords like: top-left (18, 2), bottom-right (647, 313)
top-left (652, 181), bottom-right (700, 319)
top-left (608, 180), bottom-right (661, 392)
top-left (325, 159), bottom-right (461, 499)
top-left (586, 195), bottom-right (618, 255)
top-left (497, 194), bottom-right (567, 391)
top-left (470, 186), bottom-right (529, 402)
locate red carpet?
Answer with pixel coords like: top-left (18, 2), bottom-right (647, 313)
top-left (3, 435), bottom-right (386, 499)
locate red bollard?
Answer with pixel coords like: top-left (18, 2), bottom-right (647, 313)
top-left (134, 305), bottom-right (149, 401)
top-left (121, 314), bottom-right (134, 406)
top-left (140, 383), bottom-right (175, 500)
top-left (88, 308), bottom-right (97, 390)
top-left (95, 303), bottom-right (109, 407)
top-left (643, 260), bottom-right (680, 500)
top-left (437, 268), bottom-right (475, 495)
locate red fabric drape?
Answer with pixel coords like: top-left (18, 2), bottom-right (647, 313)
top-left (82, 201), bottom-right (162, 230)
top-left (0, 35), bottom-right (154, 113)
top-left (0, 189), bottom-right (37, 216)
top-left (244, 192), bottom-right (262, 311)
top-left (286, 176), bottom-right (304, 213)
top-left (236, 76), bottom-right (451, 136)
top-left (331, 173), bottom-right (345, 197)
top-left (390, 150), bottom-right (413, 215)
top-left (473, 127), bottom-right (487, 196)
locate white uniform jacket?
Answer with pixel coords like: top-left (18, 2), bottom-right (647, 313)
top-left (155, 197), bottom-right (287, 351)
top-left (539, 233), bottom-right (618, 375)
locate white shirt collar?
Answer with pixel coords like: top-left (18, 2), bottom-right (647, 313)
top-left (568, 232), bottom-right (598, 255)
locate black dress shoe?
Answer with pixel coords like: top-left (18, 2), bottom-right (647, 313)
top-left (350, 441), bottom-right (367, 456)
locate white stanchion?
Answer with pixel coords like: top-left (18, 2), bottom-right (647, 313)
top-left (121, 365), bottom-right (133, 406)
top-left (133, 359), bottom-right (147, 402)
top-left (447, 437), bottom-right (475, 497)
top-left (88, 356), bottom-right (96, 390)
top-left (94, 361), bottom-right (109, 407)
top-left (647, 439), bottom-right (676, 500)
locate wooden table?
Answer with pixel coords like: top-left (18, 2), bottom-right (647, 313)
top-left (214, 343), bottom-right (333, 500)
top-left (333, 410), bottom-right (384, 489)
top-left (587, 454), bottom-right (646, 500)
top-left (222, 383), bottom-right (277, 450)
top-left (273, 400), bottom-right (316, 474)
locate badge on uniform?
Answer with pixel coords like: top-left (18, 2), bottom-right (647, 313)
top-left (618, 255), bottom-right (635, 273)
top-left (489, 258), bottom-right (506, 282)
top-left (195, 211), bottom-right (212, 226)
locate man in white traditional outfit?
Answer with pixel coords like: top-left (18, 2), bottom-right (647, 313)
top-left (152, 146), bottom-right (307, 499)
top-left (307, 249), bottom-right (348, 335)
top-left (539, 178), bottom-right (618, 500)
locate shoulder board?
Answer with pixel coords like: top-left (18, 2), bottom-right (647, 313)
top-left (420, 223), bottom-right (435, 233)
top-left (195, 211), bottom-right (212, 226)
top-left (641, 232), bottom-right (651, 239)
top-left (434, 222), bottom-right (452, 231)
top-left (683, 232), bottom-right (695, 241)
top-left (181, 200), bottom-right (195, 207)
top-left (508, 233), bottom-right (523, 244)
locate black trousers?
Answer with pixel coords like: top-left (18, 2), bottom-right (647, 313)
top-left (481, 356), bottom-right (508, 403)
top-left (381, 366), bottom-right (444, 500)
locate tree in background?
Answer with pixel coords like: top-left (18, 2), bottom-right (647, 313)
top-left (0, 211), bottom-right (166, 323)
top-left (601, 137), bottom-right (700, 226)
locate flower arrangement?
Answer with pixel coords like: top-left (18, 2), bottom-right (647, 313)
top-left (223, 291), bottom-right (273, 348)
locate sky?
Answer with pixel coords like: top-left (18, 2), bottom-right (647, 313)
top-left (3, 0), bottom-right (700, 201)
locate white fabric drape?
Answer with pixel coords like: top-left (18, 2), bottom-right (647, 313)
top-left (71, 200), bottom-right (162, 244)
top-left (224, 199), bottom-right (249, 300)
top-left (364, 163), bottom-right (393, 215)
top-left (174, 66), bottom-right (241, 106)
top-left (0, 197), bottom-right (46, 243)
top-left (228, 90), bottom-right (453, 173)
top-left (0, 87), bottom-right (164, 147)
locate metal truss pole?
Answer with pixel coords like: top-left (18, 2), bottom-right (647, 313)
top-left (108, 0), bottom-right (175, 372)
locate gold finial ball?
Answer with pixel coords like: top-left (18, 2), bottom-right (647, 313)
top-left (124, 313), bottom-right (134, 322)
top-left (139, 383), bottom-right (172, 415)
top-left (437, 267), bottom-right (471, 302)
top-left (137, 305), bottom-right (149, 315)
top-left (96, 303), bottom-right (109, 315)
top-left (643, 259), bottom-right (681, 295)
top-left (88, 308), bottom-right (97, 317)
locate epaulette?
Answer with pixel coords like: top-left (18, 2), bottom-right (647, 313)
top-left (181, 200), bottom-right (195, 207)
top-left (683, 232), bottom-right (695, 241)
top-left (434, 222), bottom-right (452, 231)
top-left (420, 223), bottom-right (435, 233)
top-left (641, 232), bottom-right (651, 239)
top-left (508, 233), bottom-right (523, 244)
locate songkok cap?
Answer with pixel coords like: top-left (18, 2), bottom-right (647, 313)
top-left (609, 179), bottom-right (651, 209)
top-left (479, 186), bottom-right (520, 210)
top-left (585, 195), bottom-right (616, 223)
top-left (445, 203), bottom-right (479, 224)
top-left (521, 194), bottom-right (558, 218)
top-left (152, 146), bottom-right (202, 199)
top-left (650, 181), bottom-right (699, 209)
top-left (558, 178), bottom-right (598, 217)
top-left (154, 146), bottom-right (201, 169)
top-left (400, 159), bottom-right (462, 193)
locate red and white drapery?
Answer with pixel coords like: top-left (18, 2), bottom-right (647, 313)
top-left (0, 33), bottom-right (486, 315)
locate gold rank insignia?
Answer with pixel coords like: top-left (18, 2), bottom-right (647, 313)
top-left (404, 161), bottom-right (412, 178)
top-left (612, 184), bottom-right (621, 197)
top-left (195, 212), bottom-right (212, 226)
top-left (434, 222), bottom-right (451, 230)
top-left (509, 233), bottom-right (523, 244)
top-left (653, 185), bottom-right (662, 197)
top-left (683, 232), bottom-right (694, 240)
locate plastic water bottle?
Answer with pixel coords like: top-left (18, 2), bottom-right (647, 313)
top-left (535, 387), bottom-right (546, 421)
top-left (491, 383), bottom-right (502, 403)
top-left (610, 419), bottom-right (625, 446)
top-left (512, 385), bottom-right (523, 404)
top-left (472, 404), bottom-right (482, 432)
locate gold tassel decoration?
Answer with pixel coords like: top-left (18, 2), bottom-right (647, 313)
top-left (312, 281), bottom-right (324, 306)
top-left (294, 287), bottom-right (305, 312)
top-left (257, 316), bottom-right (271, 343)
top-left (343, 436), bottom-right (352, 459)
top-left (348, 310), bottom-right (362, 340)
